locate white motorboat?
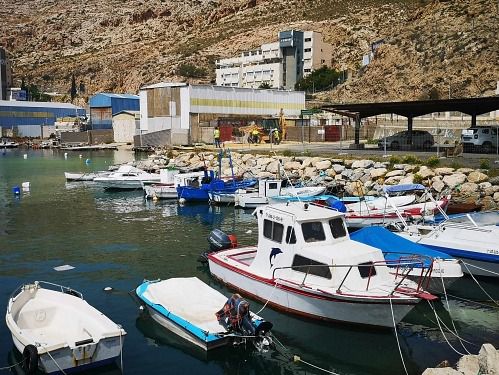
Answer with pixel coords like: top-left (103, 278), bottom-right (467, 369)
top-left (1, 140), bottom-right (19, 148)
top-left (93, 165), bottom-right (160, 189)
top-left (64, 171), bottom-right (111, 181)
top-left (207, 202), bottom-right (437, 328)
top-left (5, 281), bottom-right (126, 374)
top-left (344, 184), bottom-right (449, 228)
top-left (143, 169), bottom-right (205, 199)
top-left (135, 277), bottom-right (273, 351)
top-left (396, 211), bottom-right (499, 278)
top-left (234, 180), bottom-right (326, 208)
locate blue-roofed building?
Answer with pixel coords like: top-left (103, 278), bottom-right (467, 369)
top-left (0, 100), bottom-right (85, 138)
top-left (89, 93), bottom-right (139, 130)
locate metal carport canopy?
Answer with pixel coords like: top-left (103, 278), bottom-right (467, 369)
top-left (321, 96), bottom-right (499, 119)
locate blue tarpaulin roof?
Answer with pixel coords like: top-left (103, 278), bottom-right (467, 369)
top-left (350, 226), bottom-right (454, 264)
top-left (383, 184), bottom-right (426, 194)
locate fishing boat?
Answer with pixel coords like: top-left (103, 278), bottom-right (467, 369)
top-left (93, 165), bottom-right (160, 189)
top-left (207, 202), bottom-right (437, 328)
top-left (135, 277), bottom-right (273, 351)
top-left (143, 169), bottom-right (204, 200)
top-left (350, 226), bottom-right (463, 293)
top-left (342, 184), bottom-right (449, 228)
top-left (1, 139), bottom-right (19, 148)
top-left (5, 281), bottom-right (126, 374)
top-left (395, 211), bottom-right (499, 278)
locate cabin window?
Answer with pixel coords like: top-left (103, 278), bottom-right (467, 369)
top-left (329, 218), bottom-right (347, 238)
top-left (263, 219), bottom-right (284, 243)
top-left (285, 226), bottom-right (296, 244)
top-left (301, 222), bottom-right (326, 242)
top-left (358, 261), bottom-right (376, 279)
top-left (268, 182), bottom-right (278, 190)
top-left (292, 255), bottom-right (332, 279)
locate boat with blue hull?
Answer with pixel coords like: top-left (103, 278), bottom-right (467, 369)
top-left (135, 277), bottom-right (273, 351)
top-left (350, 226), bottom-right (463, 293)
top-left (177, 176), bottom-right (257, 202)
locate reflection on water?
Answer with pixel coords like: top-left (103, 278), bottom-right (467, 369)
top-left (0, 150), bottom-right (498, 375)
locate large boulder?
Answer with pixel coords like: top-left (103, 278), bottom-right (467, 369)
top-left (443, 173), bottom-right (466, 189)
top-left (459, 182), bottom-right (478, 195)
top-left (351, 159), bottom-right (374, 169)
top-left (284, 161), bottom-right (302, 170)
top-left (303, 167), bottom-right (318, 179)
top-left (456, 167), bottom-right (474, 174)
top-left (326, 169), bottom-right (336, 178)
top-left (432, 178), bottom-right (445, 193)
top-left (457, 355), bottom-right (480, 375)
top-left (315, 160), bottom-right (332, 171)
top-left (467, 171), bottom-right (488, 183)
top-left (300, 157), bottom-right (314, 169)
top-left (435, 167), bottom-right (455, 176)
top-left (385, 170), bottom-right (405, 178)
top-left (478, 344), bottom-right (499, 374)
top-left (384, 176), bottom-right (404, 185)
top-left (257, 157), bottom-right (273, 167)
top-left (266, 161), bottom-right (279, 174)
top-left (332, 164), bottom-right (345, 173)
top-left (422, 369), bottom-right (462, 375)
top-left (488, 176), bottom-right (499, 185)
top-left (399, 174), bottom-right (414, 184)
top-left (370, 168), bottom-right (388, 178)
top-left (419, 166), bottom-right (435, 179)
top-left (341, 169), bottom-right (353, 179)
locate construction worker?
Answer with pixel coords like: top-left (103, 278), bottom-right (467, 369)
top-left (213, 126), bottom-right (221, 148)
top-left (272, 128), bottom-right (280, 145)
top-left (250, 128), bottom-right (260, 144)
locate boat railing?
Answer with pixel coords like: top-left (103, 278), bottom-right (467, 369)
top-left (8, 281), bottom-right (83, 311)
top-left (271, 257), bottom-right (429, 294)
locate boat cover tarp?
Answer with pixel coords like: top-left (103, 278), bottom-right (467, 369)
top-left (140, 277), bottom-right (227, 334)
top-left (383, 184), bottom-right (425, 194)
top-left (350, 226), bottom-right (454, 262)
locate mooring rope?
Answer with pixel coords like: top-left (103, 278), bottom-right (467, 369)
top-left (389, 297), bottom-right (409, 375)
top-left (38, 343), bottom-right (68, 375)
top-left (461, 262), bottom-right (499, 307)
top-left (255, 279), bottom-right (281, 315)
top-left (0, 357), bottom-right (24, 371)
top-left (439, 273), bottom-right (471, 354)
top-left (427, 300), bottom-right (466, 356)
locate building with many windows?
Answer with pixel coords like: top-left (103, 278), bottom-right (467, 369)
top-left (216, 30), bottom-right (333, 90)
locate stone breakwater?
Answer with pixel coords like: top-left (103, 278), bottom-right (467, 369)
top-left (135, 151), bottom-right (499, 209)
top-left (422, 343), bottom-right (499, 375)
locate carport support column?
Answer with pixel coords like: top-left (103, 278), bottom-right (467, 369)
top-left (354, 114), bottom-right (360, 145)
top-left (407, 116), bottom-right (413, 147)
top-left (471, 114), bottom-right (477, 127)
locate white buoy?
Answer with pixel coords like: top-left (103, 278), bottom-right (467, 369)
top-left (179, 197), bottom-right (186, 204)
top-left (64, 152), bottom-right (68, 159)
top-left (246, 230), bottom-right (252, 234)
top-left (79, 154), bottom-right (83, 158)
top-left (22, 182), bottom-right (30, 190)
top-left (23, 154), bottom-right (27, 159)
top-left (103, 287), bottom-right (113, 292)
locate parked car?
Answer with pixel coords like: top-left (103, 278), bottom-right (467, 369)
top-left (378, 130), bottom-right (434, 150)
top-left (461, 126), bottom-right (498, 153)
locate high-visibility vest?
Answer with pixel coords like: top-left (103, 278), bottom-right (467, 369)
top-left (214, 129), bottom-right (220, 138)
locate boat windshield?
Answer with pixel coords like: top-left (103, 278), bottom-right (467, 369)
top-left (447, 212), bottom-right (499, 226)
top-left (328, 218), bottom-right (347, 239)
top-left (301, 222), bottom-right (326, 243)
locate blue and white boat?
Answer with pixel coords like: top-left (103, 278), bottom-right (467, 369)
top-left (135, 277), bottom-right (273, 351)
top-left (350, 226), bottom-right (463, 293)
top-left (396, 211), bottom-right (499, 278)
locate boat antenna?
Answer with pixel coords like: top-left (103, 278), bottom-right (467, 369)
top-left (272, 150), bottom-right (302, 203)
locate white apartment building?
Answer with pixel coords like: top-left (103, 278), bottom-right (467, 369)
top-left (216, 30), bottom-right (333, 90)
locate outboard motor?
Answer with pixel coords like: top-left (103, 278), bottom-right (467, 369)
top-left (198, 229), bottom-right (238, 263)
top-left (207, 229), bottom-right (237, 252)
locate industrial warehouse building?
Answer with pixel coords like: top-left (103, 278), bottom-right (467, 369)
top-left (0, 100), bottom-right (85, 138)
top-left (138, 82), bottom-right (305, 147)
top-left (89, 93), bottom-right (139, 129)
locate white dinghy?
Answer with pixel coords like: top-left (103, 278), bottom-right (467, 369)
top-left (135, 277), bottom-right (273, 351)
top-left (208, 202), bottom-right (438, 328)
top-left (6, 281), bottom-right (126, 374)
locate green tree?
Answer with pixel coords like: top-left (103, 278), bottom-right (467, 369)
top-left (177, 63), bottom-right (206, 78)
top-left (258, 82), bottom-right (272, 89)
top-left (70, 74), bottom-right (77, 102)
top-left (295, 66), bottom-right (340, 92)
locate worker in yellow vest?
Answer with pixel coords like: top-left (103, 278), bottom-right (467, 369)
top-left (214, 126), bottom-right (221, 148)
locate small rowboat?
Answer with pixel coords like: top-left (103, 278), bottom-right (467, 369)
top-left (5, 281), bottom-right (126, 374)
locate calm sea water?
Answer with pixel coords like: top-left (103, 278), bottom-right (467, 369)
top-left (1, 148), bottom-right (498, 375)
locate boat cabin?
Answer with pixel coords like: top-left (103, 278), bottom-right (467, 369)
top-left (249, 203), bottom-right (392, 290)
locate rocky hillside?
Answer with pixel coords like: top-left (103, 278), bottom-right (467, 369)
top-left (1, 0), bottom-right (497, 103)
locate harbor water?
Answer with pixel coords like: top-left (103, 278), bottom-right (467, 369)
top-left (1, 148), bottom-right (498, 375)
